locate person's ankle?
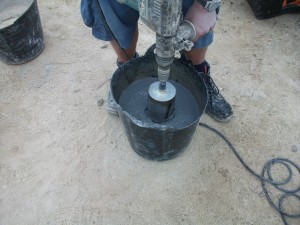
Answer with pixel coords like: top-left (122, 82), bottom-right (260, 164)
top-left (117, 58), bottom-right (127, 65)
top-left (116, 52), bottom-right (139, 67)
top-left (194, 61), bottom-right (209, 75)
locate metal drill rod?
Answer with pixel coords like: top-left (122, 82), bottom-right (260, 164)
top-left (155, 35), bottom-right (175, 92)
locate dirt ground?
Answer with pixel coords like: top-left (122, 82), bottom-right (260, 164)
top-left (0, 0), bottom-right (300, 224)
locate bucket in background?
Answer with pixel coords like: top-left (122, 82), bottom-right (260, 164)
top-left (246, 0), bottom-right (300, 19)
top-left (0, 0), bottom-right (44, 64)
top-left (110, 56), bottom-right (207, 161)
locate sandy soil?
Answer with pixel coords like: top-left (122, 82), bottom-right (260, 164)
top-left (0, 0), bottom-right (299, 224)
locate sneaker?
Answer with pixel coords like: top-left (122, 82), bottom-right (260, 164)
top-left (179, 55), bottom-right (233, 122)
top-left (106, 52), bottom-right (139, 115)
top-left (199, 62), bottom-right (233, 122)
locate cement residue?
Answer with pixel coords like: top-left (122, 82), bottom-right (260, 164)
top-left (0, 0), bottom-right (33, 29)
top-left (119, 78), bottom-right (201, 129)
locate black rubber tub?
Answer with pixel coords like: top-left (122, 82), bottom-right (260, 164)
top-left (0, 0), bottom-right (44, 64)
top-left (110, 55), bottom-right (207, 161)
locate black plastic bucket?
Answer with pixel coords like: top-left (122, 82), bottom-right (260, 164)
top-left (111, 56), bottom-right (207, 161)
top-left (0, 0), bottom-right (44, 64)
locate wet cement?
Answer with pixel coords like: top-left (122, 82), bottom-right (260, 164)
top-left (0, 0), bottom-right (32, 29)
top-left (119, 78), bottom-right (200, 129)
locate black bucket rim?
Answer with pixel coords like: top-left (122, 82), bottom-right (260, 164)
top-left (111, 55), bottom-right (208, 130)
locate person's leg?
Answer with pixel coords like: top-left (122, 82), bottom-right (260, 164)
top-left (111, 27), bottom-right (139, 64)
top-left (80, 0), bottom-right (140, 115)
top-left (81, 0), bottom-right (139, 58)
top-left (182, 43), bottom-right (233, 122)
top-left (182, 1), bottom-right (233, 122)
top-left (183, 47), bottom-right (207, 66)
top-left (183, 47), bottom-right (233, 122)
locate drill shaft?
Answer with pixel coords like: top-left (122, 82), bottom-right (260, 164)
top-left (155, 35), bottom-right (175, 91)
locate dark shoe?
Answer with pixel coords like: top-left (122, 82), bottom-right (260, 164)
top-left (200, 62), bottom-right (233, 122)
top-left (179, 55), bottom-right (233, 122)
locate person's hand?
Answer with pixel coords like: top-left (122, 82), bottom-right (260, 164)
top-left (184, 1), bottom-right (217, 41)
